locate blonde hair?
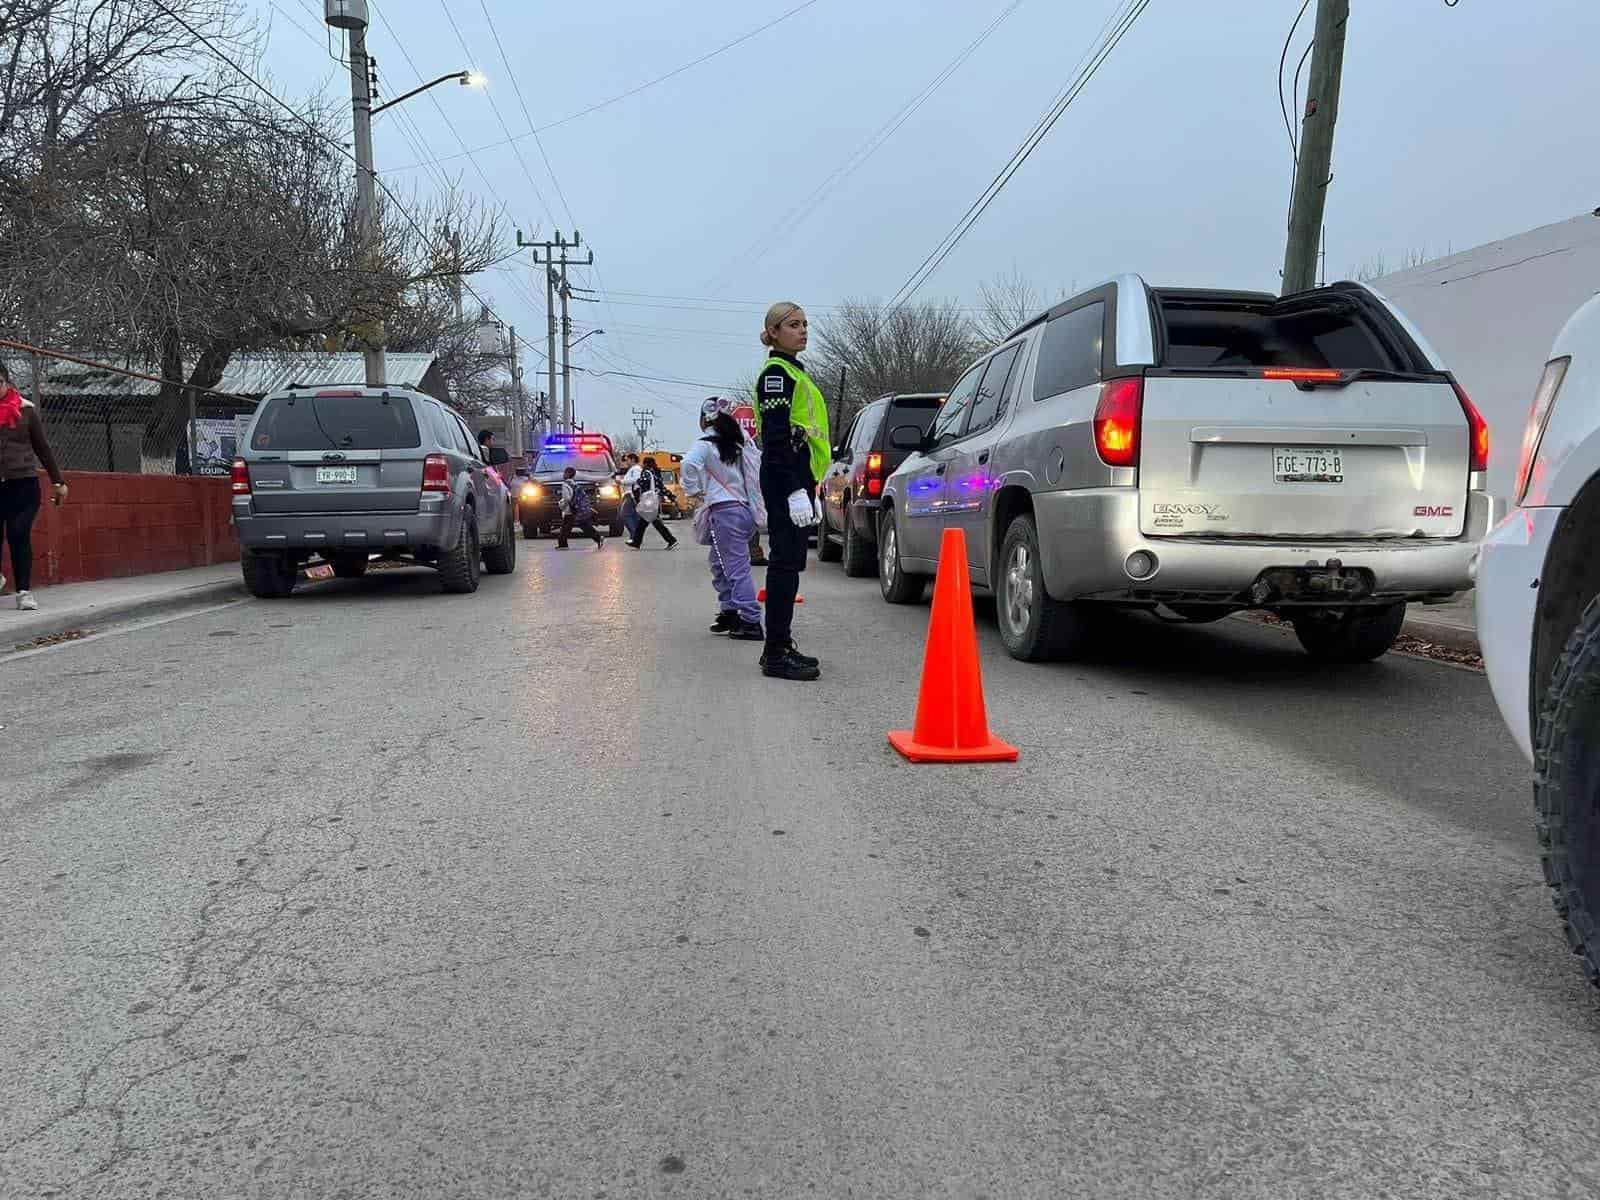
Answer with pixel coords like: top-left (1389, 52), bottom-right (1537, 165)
top-left (760, 301), bottom-right (803, 348)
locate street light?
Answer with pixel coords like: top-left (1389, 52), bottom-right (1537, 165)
top-left (324, 0), bottom-right (483, 387)
top-left (372, 70), bottom-right (483, 118)
top-left (569, 329), bottom-right (605, 352)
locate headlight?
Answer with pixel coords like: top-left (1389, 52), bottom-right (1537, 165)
top-left (520, 484), bottom-right (541, 500)
top-left (598, 484), bottom-right (620, 499)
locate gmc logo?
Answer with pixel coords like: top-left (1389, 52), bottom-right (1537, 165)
top-left (1414, 505), bottom-right (1454, 518)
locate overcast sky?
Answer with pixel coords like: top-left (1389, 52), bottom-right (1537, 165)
top-left (254, 0), bottom-right (1599, 447)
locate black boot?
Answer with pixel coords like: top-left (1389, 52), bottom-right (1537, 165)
top-left (761, 648), bottom-right (821, 681)
top-left (709, 610), bottom-right (739, 634)
top-left (760, 640), bottom-right (819, 669)
top-left (729, 619), bottom-right (764, 642)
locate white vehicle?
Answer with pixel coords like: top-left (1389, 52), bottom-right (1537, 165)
top-left (877, 276), bottom-right (1493, 663)
top-left (1478, 291), bottom-right (1600, 987)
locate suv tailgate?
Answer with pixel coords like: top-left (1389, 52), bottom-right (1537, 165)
top-left (1139, 286), bottom-right (1470, 539)
top-left (245, 392), bottom-right (427, 515)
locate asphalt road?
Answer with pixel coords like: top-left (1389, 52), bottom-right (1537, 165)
top-left (4, 534), bottom-right (1599, 1198)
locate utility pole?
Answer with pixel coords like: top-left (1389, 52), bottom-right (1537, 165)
top-left (834, 365), bottom-right (848, 440)
top-left (448, 227), bottom-right (464, 323)
top-left (516, 230), bottom-right (593, 431)
top-left (631, 407), bottom-right (655, 453)
top-left (507, 324), bottom-right (525, 460)
top-left (1281, 0), bottom-right (1349, 295)
top-left (327, 0), bottom-right (386, 386)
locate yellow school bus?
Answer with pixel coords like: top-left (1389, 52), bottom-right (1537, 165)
top-left (644, 451), bottom-right (689, 520)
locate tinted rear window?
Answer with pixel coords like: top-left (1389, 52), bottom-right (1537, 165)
top-left (886, 398), bottom-right (942, 434)
top-left (1158, 294), bottom-right (1405, 371)
top-left (250, 395), bottom-right (421, 450)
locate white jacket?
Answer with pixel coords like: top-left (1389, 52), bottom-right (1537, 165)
top-left (682, 436), bottom-right (766, 525)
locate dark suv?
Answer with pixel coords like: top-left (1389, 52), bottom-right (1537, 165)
top-left (231, 385), bottom-right (516, 597)
top-left (818, 393), bottom-right (944, 575)
top-left (516, 433), bottom-right (624, 538)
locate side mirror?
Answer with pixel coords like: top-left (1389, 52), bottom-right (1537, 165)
top-left (486, 446), bottom-right (511, 466)
top-left (889, 424), bottom-right (927, 452)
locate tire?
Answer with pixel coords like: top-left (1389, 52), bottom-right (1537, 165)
top-left (817, 505), bottom-right (843, 563)
top-left (438, 508), bottom-right (481, 594)
top-left (483, 511), bottom-right (517, 575)
top-left (330, 552), bottom-right (368, 579)
top-left (1291, 603), bottom-right (1406, 663)
top-left (995, 513), bottom-right (1092, 662)
top-left (878, 507), bottom-right (925, 604)
top-left (1535, 594), bottom-right (1600, 989)
top-left (242, 550), bottom-right (296, 599)
top-left (841, 504), bottom-right (875, 578)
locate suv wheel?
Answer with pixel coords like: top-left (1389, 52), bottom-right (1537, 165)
top-left (330, 552), bottom-right (368, 579)
top-left (817, 503), bottom-right (843, 563)
top-left (242, 550), bottom-right (296, 599)
top-left (878, 507), bottom-right (925, 604)
top-left (841, 503), bottom-right (875, 577)
top-left (1290, 603), bottom-right (1406, 662)
top-left (482, 511), bottom-right (517, 575)
top-left (438, 508), bottom-right (482, 594)
top-left (1536, 594), bottom-right (1600, 989)
top-left (996, 514), bottom-right (1091, 662)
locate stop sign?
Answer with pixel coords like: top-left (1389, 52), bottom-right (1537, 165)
top-left (731, 403), bottom-right (757, 440)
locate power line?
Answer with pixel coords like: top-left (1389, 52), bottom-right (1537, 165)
top-left (707, 0), bottom-right (1025, 289)
top-left (884, 0), bottom-right (1150, 314)
top-left (1277, 0), bottom-right (1314, 162)
top-left (383, 0), bottom-right (824, 174)
top-left (477, 0), bottom-right (577, 229)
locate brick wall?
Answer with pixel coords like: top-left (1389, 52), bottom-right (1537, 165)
top-left (13, 471), bottom-right (238, 589)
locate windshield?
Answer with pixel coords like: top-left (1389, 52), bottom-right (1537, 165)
top-left (531, 450), bottom-right (613, 474)
top-left (250, 394), bottom-right (420, 450)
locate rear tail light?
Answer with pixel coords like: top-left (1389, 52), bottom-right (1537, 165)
top-left (1515, 357), bottom-right (1570, 503)
top-left (865, 450), bottom-right (884, 497)
top-left (1453, 382), bottom-right (1490, 473)
top-left (422, 453), bottom-right (452, 494)
top-left (1093, 377), bottom-right (1143, 468)
top-left (230, 458), bottom-right (251, 495)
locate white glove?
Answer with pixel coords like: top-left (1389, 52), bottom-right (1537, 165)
top-left (788, 489), bottom-right (818, 528)
top-left (813, 493), bottom-right (824, 524)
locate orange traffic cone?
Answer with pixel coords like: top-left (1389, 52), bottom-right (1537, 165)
top-left (889, 528), bottom-right (1018, 763)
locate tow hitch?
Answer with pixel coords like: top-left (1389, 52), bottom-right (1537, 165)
top-left (1248, 559), bottom-right (1375, 605)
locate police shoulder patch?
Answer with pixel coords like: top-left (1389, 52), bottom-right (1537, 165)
top-left (762, 374), bottom-right (785, 394)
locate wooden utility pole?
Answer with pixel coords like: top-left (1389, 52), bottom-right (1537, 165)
top-left (516, 230), bottom-right (593, 431)
top-left (1281, 0), bottom-right (1348, 295)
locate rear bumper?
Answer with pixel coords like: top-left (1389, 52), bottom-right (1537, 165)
top-left (234, 502), bottom-right (456, 553)
top-left (1476, 505), bottom-right (1559, 764)
top-left (1034, 487), bottom-right (1494, 604)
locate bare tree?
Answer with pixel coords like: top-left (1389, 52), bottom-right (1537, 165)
top-left (974, 268), bottom-right (1065, 348)
top-left (1352, 246), bottom-right (1436, 284)
top-left (808, 298), bottom-right (977, 426)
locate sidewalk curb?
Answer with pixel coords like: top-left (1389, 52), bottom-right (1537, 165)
top-left (5, 579), bottom-right (247, 651)
top-left (1401, 612), bottom-right (1480, 655)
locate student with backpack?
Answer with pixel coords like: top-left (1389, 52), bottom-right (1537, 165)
top-left (627, 455), bottom-right (679, 550)
top-left (556, 467), bottom-right (605, 550)
top-left (682, 397), bottom-right (764, 640)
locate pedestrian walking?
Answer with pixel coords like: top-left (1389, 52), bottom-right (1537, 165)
top-left (627, 456), bottom-right (679, 550)
top-left (555, 467), bottom-right (605, 550)
top-left (682, 398), bottom-right (765, 641)
top-left (753, 301), bottom-right (829, 681)
top-left (0, 361), bottom-right (66, 610)
top-left (617, 453), bottom-right (643, 543)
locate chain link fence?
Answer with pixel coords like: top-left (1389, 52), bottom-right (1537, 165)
top-left (16, 352), bottom-right (254, 476)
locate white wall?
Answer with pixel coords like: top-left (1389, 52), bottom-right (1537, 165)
top-left (1371, 212), bottom-right (1600, 504)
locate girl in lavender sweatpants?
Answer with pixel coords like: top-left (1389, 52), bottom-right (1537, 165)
top-left (683, 399), bottom-right (766, 641)
top-left (707, 501), bottom-right (762, 636)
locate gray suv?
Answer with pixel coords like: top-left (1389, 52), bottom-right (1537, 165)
top-left (878, 275), bottom-right (1492, 662)
top-left (231, 385), bottom-right (516, 598)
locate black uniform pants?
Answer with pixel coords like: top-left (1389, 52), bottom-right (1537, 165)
top-left (760, 468), bottom-right (812, 653)
top-left (557, 512), bottom-right (601, 547)
top-left (0, 476), bottom-right (41, 592)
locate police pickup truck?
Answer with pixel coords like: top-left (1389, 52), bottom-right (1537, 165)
top-left (516, 433), bottom-right (625, 538)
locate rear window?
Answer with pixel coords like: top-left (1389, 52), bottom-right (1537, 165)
top-left (885, 397), bottom-right (941, 436)
top-left (1158, 294), bottom-right (1406, 371)
top-left (531, 450), bottom-right (613, 474)
top-left (250, 394), bottom-right (421, 451)
top-left (1034, 303), bottom-right (1105, 400)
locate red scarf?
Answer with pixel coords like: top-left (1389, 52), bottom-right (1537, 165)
top-left (0, 386), bottom-right (21, 430)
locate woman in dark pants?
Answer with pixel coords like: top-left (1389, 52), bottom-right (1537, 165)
top-left (627, 456), bottom-right (679, 550)
top-left (0, 362), bottom-right (66, 610)
top-left (753, 301), bottom-right (830, 681)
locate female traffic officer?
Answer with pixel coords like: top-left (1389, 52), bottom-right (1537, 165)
top-left (753, 301), bottom-right (829, 681)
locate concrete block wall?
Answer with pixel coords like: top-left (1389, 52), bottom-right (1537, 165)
top-left (10, 471), bottom-right (238, 589)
